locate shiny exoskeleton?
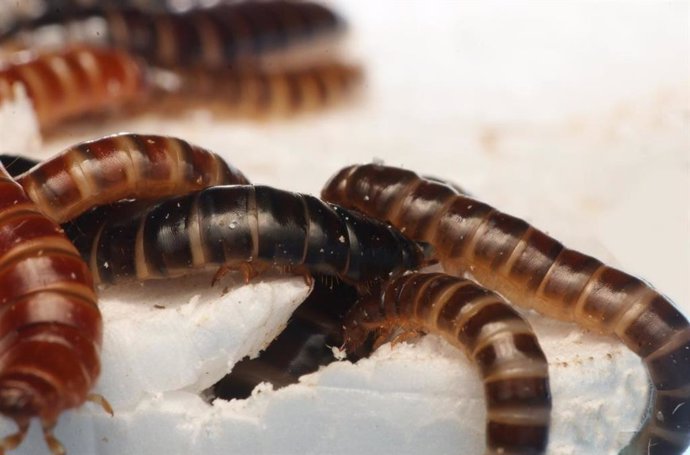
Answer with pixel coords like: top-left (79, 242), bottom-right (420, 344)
top-left (7, 1), bottom-right (344, 69)
top-left (344, 272), bottom-right (551, 455)
top-left (0, 163), bottom-right (103, 455)
top-left (322, 163), bottom-right (690, 455)
top-left (13, 133), bottom-right (249, 223)
top-left (63, 184), bottom-right (425, 285)
top-left (0, 46), bottom-right (146, 129)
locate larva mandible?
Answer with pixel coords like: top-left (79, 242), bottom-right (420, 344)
top-left (6, 1), bottom-right (344, 69)
top-left (0, 46), bottom-right (146, 129)
top-left (0, 163), bottom-right (106, 455)
top-left (321, 163), bottom-right (690, 455)
top-left (62, 184), bottom-right (425, 286)
top-left (344, 272), bottom-right (551, 455)
top-left (12, 133), bottom-right (249, 224)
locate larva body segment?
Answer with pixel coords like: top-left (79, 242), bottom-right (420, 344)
top-left (14, 133), bottom-right (249, 223)
top-left (0, 46), bottom-right (146, 129)
top-left (322, 164), bottom-right (690, 455)
top-left (64, 185), bottom-right (424, 285)
top-left (9, 1), bottom-right (344, 69)
top-left (344, 272), bottom-right (551, 455)
top-left (162, 61), bottom-right (363, 117)
top-left (0, 163), bottom-right (102, 454)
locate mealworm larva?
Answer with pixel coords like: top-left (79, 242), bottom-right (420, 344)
top-left (0, 163), bottom-right (105, 455)
top-left (0, 46), bottom-right (147, 129)
top-left (212, 280), bottom-right (360, 400)
top-left (63, 184), bottom-right (425, 286)
top-left (8, 1), bottom-right (344, 69)
top-left (13, 133), bottom-right (249, 224)
top-left (156, 61), bottom-right (363, 117)
top-left (344, 272), bottom-right (551, 455)
top-left (322, 163), bottom-right (690, 455)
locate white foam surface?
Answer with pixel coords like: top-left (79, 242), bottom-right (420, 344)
top-left (0, 1), bottom-right (687, 454)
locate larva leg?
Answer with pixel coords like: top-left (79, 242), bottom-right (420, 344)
top-left (41, 419), bottom-right (65, 455)
top-left (0, 419), bottom-right (29, 454)
top-left (87, 393), bottom-right (114, 416)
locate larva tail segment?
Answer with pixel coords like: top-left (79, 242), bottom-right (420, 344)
top-left (343, 272), bottom-right (551, 455)
top-left (322, 163), bottom-right (690, 454)
top-left (14, 132), bottom-right (249, 223)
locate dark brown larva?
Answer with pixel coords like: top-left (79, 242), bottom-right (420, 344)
top-left (0, 163), bottom-right (103, 455)
top-left (322, 163), bottom-right (690, 455)
top-left (344, 272), bottom-right (551, 455)
top-left (62, 185), bottom-right (425, 286)
top-left (13, 133), bottom-right (249, 224)
top-left (8, 1), bottom-right (344, 69)
top-left (0, 46), bottom-right (146, 129)
top-left (160, 61), bottom-right (363, 117)
top-left (212, 280), bottom-right (361, 400)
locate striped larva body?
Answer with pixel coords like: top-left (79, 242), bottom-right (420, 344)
top-left (63, 185), bottom-right (424, 286)
top-left (344, 272), bottom-right (551, 455)
top-left (7, 1), bottom-right (344, 69)
top-left (0, 163), bottom-right (103, 455)
top-left (322, 163), bottom-right (690, 455)
top-left (156, 61), bottom-right (363, 117)
top-left (0, 46), bottom-right (146, 129)
top-left (13, 133), bottom-right (249, 224)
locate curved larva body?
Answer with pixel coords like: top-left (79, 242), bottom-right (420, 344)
top-left (64, 185), bottom-right (424, 285)
top-left (0, 46), bottom-right (146, 129)
top-left (322, 164), bottom-right (690, 455)
top-left (10, 1), bottom-right (343, 69)
top-left (165, 61), bottom-right (362, 116)
top-left (0, 163), bottom-right (101, 454)
top-left (14, 133), bottom-right (249, 224)
top-left (344, 272), bottom-right (551, 455)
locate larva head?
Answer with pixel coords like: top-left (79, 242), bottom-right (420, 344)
top-left (321, 164), bottom-right (358, 207)
top-left (0, 379), bottom-right (46, 420)
top-left (341, 294), bottom-right (388, 356)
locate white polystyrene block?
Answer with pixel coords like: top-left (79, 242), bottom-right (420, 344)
top-left (0, 278), bottom-right (649, 455)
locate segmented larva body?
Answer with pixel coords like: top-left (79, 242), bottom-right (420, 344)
top-left (14, 133), bottom-right (249, 224)
top-left (0, 163), bottom-right (102, 455)
top-left (0, 46), bottom-right (146, 129)
top-left (10, 1), bottom-right (344, 69)
top-left (344, 272), bottom-right (551, 455)
top-left (322, 164), bottom-right (690, 455)
top-left (164, 61), bottom-right (362, 116)
top-left (64, 185), bottom-right (424, 285)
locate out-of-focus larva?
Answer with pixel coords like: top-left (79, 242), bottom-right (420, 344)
top-left (13, 132), bottom-right (249, 223)
top-left (344, 272), bottom-right (551, 455)
top-left (0, 46), bottom-right (146, 129)
top-left (322, 163), bottom-right (690, 455)
top-left (7, 1), bottom-right (344, 69)
top-left (63, 184), bottom-right (425, 286)
top-left (211, 279), bottom-right (361, 400)
top-left (156, 61), bottom-right (363, 117)
top-left (0, 162), bottom-right (105, 455)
